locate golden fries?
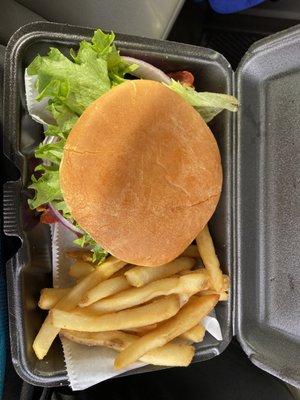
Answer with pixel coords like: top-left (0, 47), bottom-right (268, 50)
top-left (33, 314), bottom-right (62, 360)
top-left (68, 256), bottom-right (126, 281)
top-left (61, 330), bottom-right (194, 367)
top-left (196, 225), bottom-right (223, 292)
top-left (181, 324), bottom-right (205, 342)
top-left (69, 261), bottom-right (95, 279)
top-left (86, 271), bottom-right (209, 314)
top-left (198, 290), bottom-right (228, 301)
top-left (33, 256), bottom-right (126, 359)
top-left (178, 269), bottom-right (210, 293)
top-left (196, 273), bottom-right (229, 301)
top-left (124, 324), bottom-right (158, 334)
top-left (124, 257), bottom-right (195, 288)
top-left (128, 322), bottom-right (207, 340)
top-left (51, 295), bottom-right (180, 332)
top-left (111, 265), bottom-right (133, 277)
top-left (34, 269), bottom-right (103, 359)
top-left (114, 294), bottom-right (219, 369)
top-left (79, 276), bottom-right (131, 307)
top-left (86, 277), bottom-right (177, 313)
top-left (222, 275), bottom-right (230, 291)
top-left (35, 229), bottom-right (228, 369)
top-left (98, 256), bottom-right (127, 279)
top-left (181, 244), bottom-right (200, 258)
top-left (39, 288), bottom-right (71, 310)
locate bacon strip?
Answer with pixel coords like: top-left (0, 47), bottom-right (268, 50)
top-left (168, 71), bottom-right (195, 87)
top-left (39, 206), bottom-right (60, 224)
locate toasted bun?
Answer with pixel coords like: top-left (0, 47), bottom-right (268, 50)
top-left (60, 80), bottom-right (222, 266)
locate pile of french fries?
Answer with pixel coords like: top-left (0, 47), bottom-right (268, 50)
top-left (34, 225), bottom-right (229, 370)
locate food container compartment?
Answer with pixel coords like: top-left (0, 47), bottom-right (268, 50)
top-left (4, 22), bottom-right (300, 388)
top-left (3, 22), bottom-right (233, 386)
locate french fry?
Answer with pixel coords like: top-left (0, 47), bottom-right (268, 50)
top-left (180, 323), bottom-right (205, 342)
top-left (196, 225), bottom-right (223, 292)
top-left (34, 269), bottom-right (103, 359)
top-left (127, 323), bottom-right (206, 342)
top-left (66, 250), bottom-right (93, 263)
top-left (98, 256), bottom-right (127, 279)
top-left (86, 271), bottom-right (210, 314)
top-left (196, 273), bottom-right (229, 301)
top-left (111, 265), bottom-right (132, 277)
top-left (69, 261), bottom-right (95, 279)
top-left (51, 295), bottom-right (180, 332)
top-left (181, 244), bottom-right (200, 258)
top-left (39, 288), bottom-right (71, 310)
top-left (79, 276), bottom-right (131, 307)
top-left (68, 256), bottom-right (127, 280)
top-left (125, 257), bottom-right (195, 288)
top-left (114, 294), bottom-right (219, 369)
top-left (198, 290), bottom-right (228, 301)
top-left (220, 292), bottom-right (229, 301)
top-left (87, 277), bottom-right (177, 314)
top-left (61, 330), bottom-right (194, 367)
top-left (180, 271), bottom-right (229, 290)
top-left (222, 275), bottom-right (230, 291)
top-left (33, 314), bottom-right (65, 360)
top-left (33, 256), bottom-right (124, 359)
top-left (124, 324), bottom-right (158, 334)
top-left (178, 269), bottom-right (210, 293)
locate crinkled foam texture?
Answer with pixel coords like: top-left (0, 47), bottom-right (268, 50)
top-left (60, 80), bottom-right (222, 266)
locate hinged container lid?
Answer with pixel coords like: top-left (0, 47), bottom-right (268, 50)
top-left (235, 25), bottom-right (300, 388)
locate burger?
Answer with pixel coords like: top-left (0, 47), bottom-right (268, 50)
top-left (27, 29), bottom-right (238, 266)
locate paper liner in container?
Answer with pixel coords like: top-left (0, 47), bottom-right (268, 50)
top-left (24, 70), bottom-right (55, 126)
top-left (51, 223), bottom-right (223, 390)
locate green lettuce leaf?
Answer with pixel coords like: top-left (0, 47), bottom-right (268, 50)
top-left (167, 79), bottom-right (238, 122)
top-left (71, 30), bottom-right (137, 86)
top-left (48, 103), bottom-right (78, 133)
top-left (27, 29), bottom-right (136, 126)
top-left (74, 234), bottom-right (108, 264)
top-left (27, 29), bottom-right (133, 263)
top-left (28, 168), bottom-right (62, 209)
top-left (34, 140), bottom-right (65, 165)
top-left (28, 47), bottom-right (111, 116)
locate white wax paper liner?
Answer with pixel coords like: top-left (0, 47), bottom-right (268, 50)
top-left (24, 70), bottom-right (55, 126)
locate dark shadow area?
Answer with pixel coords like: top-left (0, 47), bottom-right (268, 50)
top-left (169, 0), bottom-right (299, 69)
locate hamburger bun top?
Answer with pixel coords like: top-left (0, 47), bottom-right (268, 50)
top-left (60, 80), bottom-right (222, 266)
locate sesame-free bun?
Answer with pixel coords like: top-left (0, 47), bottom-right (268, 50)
top-left (60, 80), bottom-right (222, 266)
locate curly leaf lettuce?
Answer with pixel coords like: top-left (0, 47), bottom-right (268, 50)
top-left (74, 234), bottom-right (108, 264)
top-left (27, 29), bottom-right (135, 263)
top-left (167, 79), bottom-right (238, 122)
top-left (28, 168), bottom-right (61, 209)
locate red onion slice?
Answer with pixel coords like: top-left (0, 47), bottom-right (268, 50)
top-left (122, 56), bottom-right (171, 84)
top-left (48, 203), bottom-right (83, 235)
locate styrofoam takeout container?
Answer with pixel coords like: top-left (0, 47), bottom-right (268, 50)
top-left (3, 22), bottom-right (300, 388)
